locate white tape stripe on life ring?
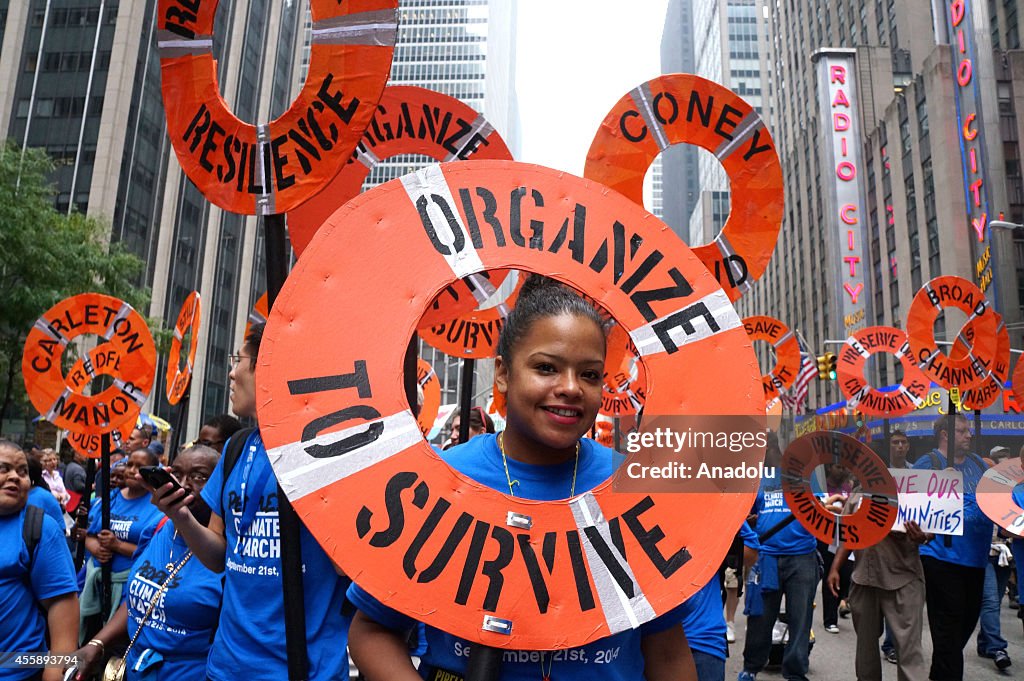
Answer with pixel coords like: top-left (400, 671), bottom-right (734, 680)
top-left (267, 410), bottom-right (422, 501)
top-left (897, 384), bottom-right (926, 409)
top-left (444, 113), bottom-right (496, 162)
top-left (628, 83), bottom-right (670, 153)
top-left (712, 232), bottom-right (753, 293)
top-left (33, 317), bottom-right (70, 347)
top-left (311, 10), bottom-right (399, 47)
top-left (173, 327), bottom-right (184, 342)
top-left (255, 124), bottom-right (276, 216)
top-left (895, 341), bottom-right (911, 361)
top-left (44, 386), bottom-right (75, 424)
top-left (113, 378), bottom-right (149, 408)
top-left (400, 165), bottom-right (485, 281)
top-left (354, 143), bottom-right (381, 170)
top-left (466, 272), bottom-right (499, 306)
top-left (630, 290), bottom-right (742, 358)
top-left (101, 302), bottom-right (134, 342)
top-left (418, 368), bottom-right (437, 388)
top-left (569, 492), bottom-right (656, 633)
top-left (847, 338), bottom-right (870, 360)
top-left (156, 30), bottom-right (213, 58)
top-left (846, 385), bottom-right (871, 409)
top-left (714, 111), bottom-right (764, 162)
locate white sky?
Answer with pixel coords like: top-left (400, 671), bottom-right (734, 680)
top-left (514, 1), bottom-right (671, 177)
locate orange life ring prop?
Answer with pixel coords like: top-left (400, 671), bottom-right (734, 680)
top-left (66, 418), bottom-right (135, 459)
top-left (157, 0), bottom-right (398, 215)
top-left (742, 316), bottom-right (800, 403)
top-left (288, 85), bottom-right (514, 255)
top-left (256, 160), bottom-right (764, 649)
top-left (22, 293), bottom-right (156, 435)
top-left (584, 74), bottom-right (784, 302)
top-left (906, 276), bottom-right (997, 389)
top-left (166, 291), bottom-right (201, 405)
top-left (978, 459), bottom-right (1024, 535)
top-left (951, 313), bottom-right (1009, 410)
top-left (600, 325), bottom-right (647, 417)
top-left (419, 273), bottom-right (524, 359)
top-left (415, 359), bottom-right (441, 437)
top-left (781, 431), bottom-right (898, 549)
top-left (836, 326), bottom-right (929, 417)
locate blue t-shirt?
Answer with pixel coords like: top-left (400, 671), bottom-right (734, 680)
top-left (911, 450), bottom-right (991, 569)
top-left (348, 434), bottom-right (685, 680)
top-left (739, 521), bottom-right (760, 551)
top-left (201, 430), bottom-right (350, 681)
top-left (87, 489), bottom-right (163, 572)
top-left (28, 486), bottom-right (65, 531)
top-left (122, 520), bottom-right (223, 681)
top-left (679, 578), bottom-right (727, 661)
top-left (752, 476), bottom-right (816, 556)
top-left (0, 507), bottom-right (78, 681)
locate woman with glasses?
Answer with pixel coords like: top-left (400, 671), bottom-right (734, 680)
top-left (71, 444), bottom-right (224, 681)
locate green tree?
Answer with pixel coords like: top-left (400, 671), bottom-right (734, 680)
top-left (0, 141), bottom-right (154, 433)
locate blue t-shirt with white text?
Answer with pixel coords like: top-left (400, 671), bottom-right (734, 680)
top-left (122, 520), bottom-right (223, 680)
top-left (87, 490), bottom-right (163, 572)
top-left (0, 508), bottom-right (78, 681)
top-left (752, 475), bottom-right (816, 556)
top-left (348, 434), bottom-right (686, 680)
top-left (201, 430), bottom-right (350, 681)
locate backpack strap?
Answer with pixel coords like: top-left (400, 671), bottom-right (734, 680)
top-left (221, 427), bottom-right (256, 514)
top-left (23, 505), bottom-right (44, 572)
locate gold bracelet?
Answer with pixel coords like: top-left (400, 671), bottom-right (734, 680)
top-left (86, 639), bottom-right (105, 652)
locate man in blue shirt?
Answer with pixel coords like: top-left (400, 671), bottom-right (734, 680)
top-left (738, 434), bottom-right (819, 681)
top-left (911, 415), bottom-right (995, 678)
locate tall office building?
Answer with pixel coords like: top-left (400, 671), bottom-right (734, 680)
top-left (743, 0), bottom-right (1024, 410)
top-left (0, 1), bottom-right (517, 437)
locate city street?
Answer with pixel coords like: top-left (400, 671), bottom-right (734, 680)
top-left (726, 597), bottom-right (1024, 679)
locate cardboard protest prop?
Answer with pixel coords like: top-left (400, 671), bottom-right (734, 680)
top-left (166, 291), bottom-right (201, 405)
top-left (288, 85), bottom-right (514, 255)
top-left (256, 160), bottom-right (765, 649)
top-left (906, 275), bottom-right (996, 390)
top-left (836, 326), bottom-right (929, 417)
top-left (978, 459), bottom-right (1024, 535)
top-left (781, 431), bottom-right (898, 549)
top-left (951, 313), bottom-right (1009, 410)
top-left (891, 468), bottom-right (965, 534)
top-left (742, 316), bottom-right (799, 403)
top-left (23, 293), bottom-right (156, 435)
top-left (415, 359), bottom-right (440, 438)
top-left (419, 272), bottom-right (524, 358)
top-left (584, 74), bottom-right (783, 301)
top-left (600, 325), bottom-right (646, 417)
top-left (157, 0), bottom-right (398, 215)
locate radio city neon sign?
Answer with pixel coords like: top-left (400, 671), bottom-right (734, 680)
top-left (829, 63), bottom-right (864, 307)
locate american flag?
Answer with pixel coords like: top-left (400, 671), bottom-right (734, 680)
top-left (781, 334), bottom-right (816, 412)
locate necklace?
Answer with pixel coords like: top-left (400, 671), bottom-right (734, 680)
top-left (166, 529), bottom-right (180, 572)
top-left (539, 651), bottom-right (554, 681)
top-left (498, 433), bottom-right (579, 499)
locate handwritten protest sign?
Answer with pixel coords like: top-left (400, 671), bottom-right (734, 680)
top-left (891, 468), bottom-right (964, 535)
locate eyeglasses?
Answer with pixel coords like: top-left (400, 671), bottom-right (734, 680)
top-left (228, 354), bottom-right (253, 369)
top-left (171, 471), bottom-right (209, 484)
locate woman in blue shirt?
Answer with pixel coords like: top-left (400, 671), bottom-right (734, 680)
top-left (72, 445), bottom-right (224, 681)
top-left (347, 276), bottom-right (697, 680)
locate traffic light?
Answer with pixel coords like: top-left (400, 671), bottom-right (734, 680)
top-left (816, 352), bottom-right (838, 380)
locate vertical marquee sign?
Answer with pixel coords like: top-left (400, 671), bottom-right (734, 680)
top-left (944, 0), bottom-right (997, 302)
top-left (813, 48), bottom-right (870, 335)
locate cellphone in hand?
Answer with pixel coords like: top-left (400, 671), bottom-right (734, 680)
top-left (139, 465), bottom-right (184, 494)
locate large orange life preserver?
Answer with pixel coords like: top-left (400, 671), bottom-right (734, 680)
top-left (781, 431), bottom-right (898, 549)
top-left (157, 0), bottom-right (397, 215)
top-left (22, 293), bottom-right (156, 435)
top-left (584, 74), bottom-right (784, 301)
top-left (978, 459), bottom-right (1024, 535)
top-left (415, 358), bottom-right (440, 438)
top-left (835, 326), bottom-right (929, 417)
top-left (256, 161), bottom-right (764, 650)
top-left (906, 276), bottom-right (996, 390)
top-left (742, 316), bottom-right (799, 403)
top-left (166, 291), bottom-right (201, 405)
top-left (952, 313), bottom-right (1010, 410)
top-left (288, 85), bottom-right (514, 255)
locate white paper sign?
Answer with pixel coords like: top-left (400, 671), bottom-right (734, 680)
top-left (891, 468), bottom-right (964, 536)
